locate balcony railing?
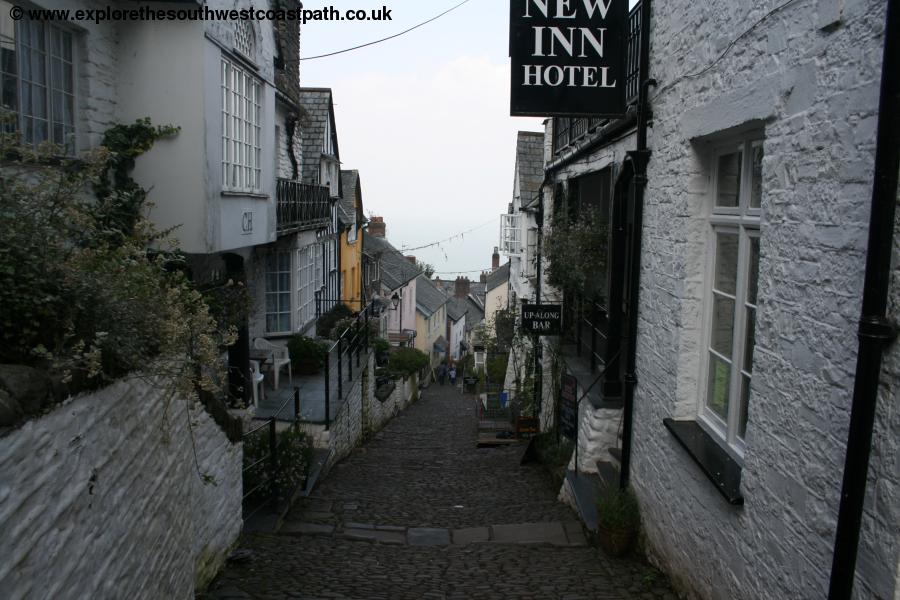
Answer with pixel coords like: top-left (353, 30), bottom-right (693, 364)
top-left (276, 179), bottom-right (331, 234)
top-left (552, 2), bottom-right (643, 155)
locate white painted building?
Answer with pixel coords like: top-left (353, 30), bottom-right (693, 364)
top-left (531, 1), bottom-right (899, 598)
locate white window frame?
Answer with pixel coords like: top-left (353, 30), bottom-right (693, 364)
top-left (500, 213), bottom-right (523, 256)
top-left (265, 251), bottom-right (292, 335)
top-left (1, 8), bottom-right (76, 152)
top-left (297, 243), bottom-right (324, 328)
top-left (698, 137), bottom-right (763, 458)
top-left (221, 57), bottom-right (261, 193)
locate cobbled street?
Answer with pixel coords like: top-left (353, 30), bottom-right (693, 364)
top-left (203, 384), bottom-right (677, 600)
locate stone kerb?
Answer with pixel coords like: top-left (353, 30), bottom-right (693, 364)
top-left (0, 376), bottom-right (242, 598)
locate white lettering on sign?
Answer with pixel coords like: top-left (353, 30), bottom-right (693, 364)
top-left (531, 26), bottom-right (608, 58)
top-left (524, 0), bottom-right (614, 19)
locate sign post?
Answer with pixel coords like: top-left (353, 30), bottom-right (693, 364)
top-left (509, 0), bottom-right (628, 117)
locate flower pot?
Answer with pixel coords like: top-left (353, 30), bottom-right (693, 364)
top-left (596, 524), bottom-right (635, 557)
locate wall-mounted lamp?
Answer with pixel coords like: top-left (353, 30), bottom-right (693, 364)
top-left (391, 292), bottom-right (400, 310)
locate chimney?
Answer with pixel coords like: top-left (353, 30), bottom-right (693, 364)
top-left (406, 256), bottom-right (416, 264)
top-left (480, 272), bottom-right (488, 283)
top-left (492, 246), bottom-right (500, 271)
top-left (454, 276), bottom-right (471, 299)
top-left (368, 216), bottom-right (386, 238)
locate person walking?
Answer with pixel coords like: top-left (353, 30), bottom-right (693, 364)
top-left (449, 366), bottom-right (457, 387)
top-left (437, 362), bottom-right (447, 385)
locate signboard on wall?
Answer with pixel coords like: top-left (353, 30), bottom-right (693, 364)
top-left (522, 304), bottom-right (562, 335)
top-left (560, 374), bottom-right (578, 440)
top-left (509, 0), bottom-right (628, 117)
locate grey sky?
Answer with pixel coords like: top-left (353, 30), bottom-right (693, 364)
top-left (299, 0), bottom-right (543, 276)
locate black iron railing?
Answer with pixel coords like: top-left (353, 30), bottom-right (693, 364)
top-left (552, 2), bottom-right (643, 155)
top-left (276, 179), bottom-right (331, 234)
top-left (322, 301), bottom-right (378, 429)
top-left (564, 294), bottom-right (610, 374)
top-left (241, 388), bottom-right (301, 521)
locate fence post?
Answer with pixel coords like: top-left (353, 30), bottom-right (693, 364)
top-left (356, 321), bottom-right (361, 368)
top-left (348, 329), bottom-right (354, 382)
top-left (293, 386), bottom-right (300, 425)
top-left (365, 308), bottom-right (370, 351)
top-left (268, 418), bottom-right (278, 508)
top-left (324, 352), bottom-right (331, 430)
top-left (337, 339), bottom-right (343, 400)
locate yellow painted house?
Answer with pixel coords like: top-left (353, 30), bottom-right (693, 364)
top-left (339, 170), bottom-right (365, 312)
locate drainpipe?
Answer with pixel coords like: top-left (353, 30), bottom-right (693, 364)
top-left (533, 189), bottom-right (544, 420)
top-left (619, 0), bottom-right (654, 490)
top-left (286, 114), bottom-right (299, 181)
top-left (828, 1), bottom-right (899, 598)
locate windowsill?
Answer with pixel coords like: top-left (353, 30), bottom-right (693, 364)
top-left (663, 418), bottom-right (744, 506)
top-left (221, 190), bottom-right (269, 200)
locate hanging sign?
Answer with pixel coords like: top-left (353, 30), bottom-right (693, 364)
top-left (560, 374), bottom-right (578, 440)
top-left (509, 0), bottom-right (628, 117)
top-left (521, 304), bottom-right (562, 335)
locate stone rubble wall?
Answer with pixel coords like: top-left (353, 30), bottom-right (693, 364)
top-left (0, 377), bottom-right (242, 599)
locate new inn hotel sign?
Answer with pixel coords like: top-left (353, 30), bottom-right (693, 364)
top-left (510, 0), bottom-right (627, 117)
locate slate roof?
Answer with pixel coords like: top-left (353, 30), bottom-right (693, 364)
top-left (446, 296), bottom-right (467, 322)
top-left (465, 297), bottom-right (485, 331)
top-left (298, 88), bottom-right (339, 185)
top-left (363, 231), bottom-right (420, 291)
top-left (339, 170), bottom-right (363, 226)
top-left (415, 275), bottom-right (449, 317)
top-left (485, 262), bottom-right (511, 293)
top-left (516, 131), bottom-right (545, 209)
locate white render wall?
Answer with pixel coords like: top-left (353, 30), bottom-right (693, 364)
top-left (627, 0), bottom-right (897, 599)
top-left (0, 377), bottom-right (242, 599)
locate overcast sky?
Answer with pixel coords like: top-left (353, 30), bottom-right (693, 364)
top-left (299, 0), bottom-right (543, 277)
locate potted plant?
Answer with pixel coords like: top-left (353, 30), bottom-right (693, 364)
top-left (595, 485), bottom-right (640, 557)
top-left (287, 335), bottom-right (328, 375)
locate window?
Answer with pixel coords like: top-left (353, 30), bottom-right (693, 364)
top-left (265, 252), bottom-right (291, 334)
top-left (297, 243), bottom-right (324, 327)
top-left (221, 58), bottom-right (261, 192)
top-left (701, 138), bottom-right (763, 453)
top-left (232, 20), bottom-right (255, 59)
top-left (1, 7), bottom-right (75, 152)
top-left (500, 213), bottom-right (523, 255)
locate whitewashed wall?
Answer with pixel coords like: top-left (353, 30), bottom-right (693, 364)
top-left (0, 378), bottom-right (242, 599)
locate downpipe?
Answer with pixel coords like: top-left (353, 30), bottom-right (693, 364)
top-left (828, 0), bottom-right (900, 597)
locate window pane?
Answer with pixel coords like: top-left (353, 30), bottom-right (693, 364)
top-left (716, 151), bottom-right (742, 208)
top-left (710, 293), bottom-right (735, 356)
top-left (265, 294), bottom-right (276, 313)
top-left (739, 374), bottom-right (751, 439)
top-left (744, 306), bottom-right (756, 372)
top-left (278, 314), bottom-right (290, 333)
top-left (714, 231), bottom-right (739, 295)
top-left (707, 353), bottom-right (731, 421)
top-left (747, 236), bottom-right (760, 305)
top-left (750, 144), bottom-right (763, 209)
top-left (266, 315), bottom-right (277, 333)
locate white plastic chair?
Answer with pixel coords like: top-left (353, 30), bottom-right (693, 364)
top-left (253, 338), bottom-right (293, 390)
top-left (249, 360), bottom-right (265, 406)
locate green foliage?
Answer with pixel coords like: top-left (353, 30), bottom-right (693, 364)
top-left (493, 308), bottom-right (517, 350)
top-left (416, 260), bottom-right (435, 278)
top-left (596, 486), bottom-right (640, 532)
top-left (0, 119), bottom-right (231, 398)
top-left (287, 336), bottom-right (328, 373)
top-left (330, 316), bottom-right (379, 341)
top-left (316, 303), bottom-right (353, 337)
top-left (544, 207), bottom-right (609, 297)
top-left (388, 347), bottom-right (429, 377)
top-left (243, 426), bottom-right (313, 502)
top-left (372, 337), bottom-right (390, 356)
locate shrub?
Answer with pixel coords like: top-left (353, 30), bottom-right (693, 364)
top-left (243, 426), bottom-right (313, 503)
top-left (545, 207), bottom-right (610, 298)
top-left (287, 336), bottom-right (328, 374)
top-left (330, 316), bottom-right (379, 341)
top-left (315, 304), bottom-right (353, 337)
top-left (596, 486), bottom-right (640, 532)
top-left (0, 119), bottom-right (231, 399)
top-left (388, 347), bottom-right (429, 377)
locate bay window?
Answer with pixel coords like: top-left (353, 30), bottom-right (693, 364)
top-left (221, 57), bottom-right (261, 192)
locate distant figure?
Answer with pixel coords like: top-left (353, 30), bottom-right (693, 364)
top-left (437, 363), bottom-right (447, 385)
top-left (449, 366), bottom-right (457, 386)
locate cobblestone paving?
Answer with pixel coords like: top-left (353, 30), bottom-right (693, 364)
top-left (203, 385), bottom-right (677, 600)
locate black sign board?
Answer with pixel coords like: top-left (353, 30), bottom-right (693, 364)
top-left (509, 0), bottom-right (627, 117)
top-left (521, 304), bottom-right (562, 335)
top-left (560, 374), bottom-right (578, 440)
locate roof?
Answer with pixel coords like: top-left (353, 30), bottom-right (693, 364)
top-left (339, 170), bottom-right (363, 226)
top-left (415, 275), bottom-right (449, 317)
top-left (446, 296), bottom-right (468, 322)
top-left (485, 263), bottom-right (511, 293)
top-left (363, 231), bottom-right (420, 291)
top-left (516, 131), bottom-right (545, 209)
top-left (298, 88), bottom-right (339, 185)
